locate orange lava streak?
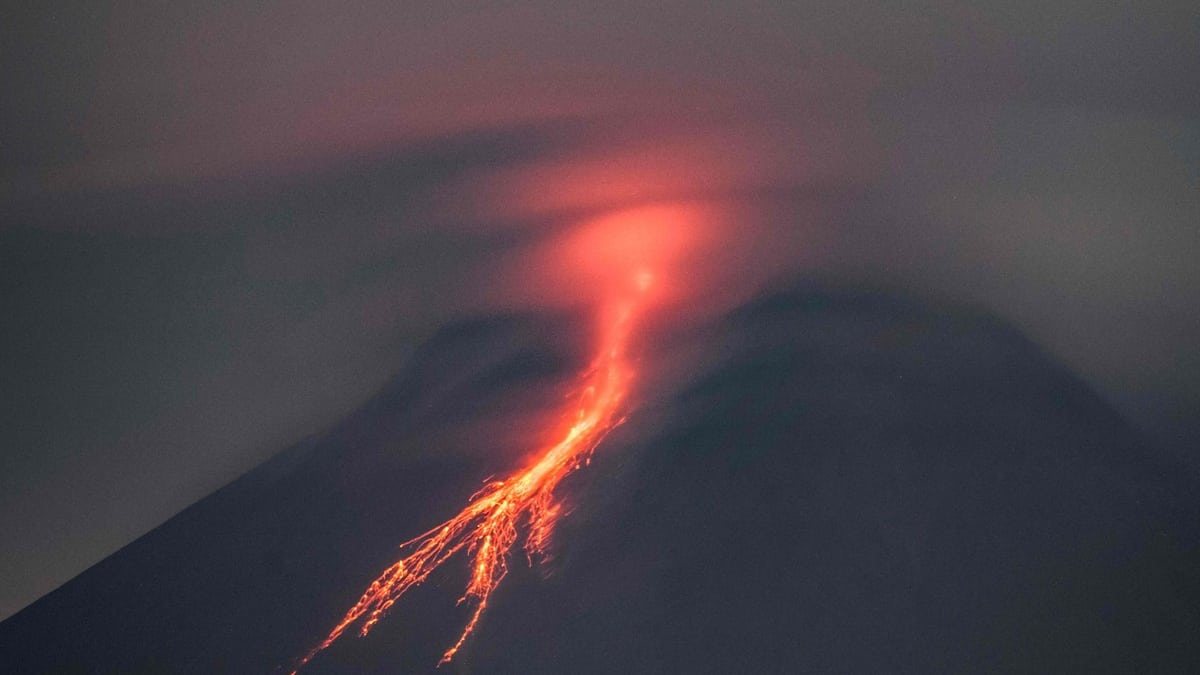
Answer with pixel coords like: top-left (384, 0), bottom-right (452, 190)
top-left (293, 278), bottom-right (649, 673)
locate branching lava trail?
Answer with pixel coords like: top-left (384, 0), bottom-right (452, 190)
top-left (292, 267), bottom-right (657, 673)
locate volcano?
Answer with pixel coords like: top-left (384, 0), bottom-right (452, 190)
top-left (2, 286), bottom-right (1198, 674)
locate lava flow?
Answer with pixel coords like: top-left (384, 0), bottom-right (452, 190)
top-left (292, 265), bottom-right (657, 673)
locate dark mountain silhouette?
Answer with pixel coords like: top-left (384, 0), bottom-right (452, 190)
top-left (3, 286), bottom-right (1198, 674)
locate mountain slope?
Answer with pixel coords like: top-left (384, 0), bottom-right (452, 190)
top-left (2, 288), bottom-right (1197, 674)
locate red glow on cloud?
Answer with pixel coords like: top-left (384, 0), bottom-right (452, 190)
top-left (554, 203), bottom-right (707, 303)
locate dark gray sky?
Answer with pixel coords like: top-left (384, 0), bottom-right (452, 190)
top-left (2, 0), bottom-right (1197, 621)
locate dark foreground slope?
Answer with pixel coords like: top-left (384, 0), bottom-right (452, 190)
top-left (3, 288), bottom-right (1198, 674)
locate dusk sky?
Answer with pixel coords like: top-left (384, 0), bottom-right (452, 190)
top-left (2, 0), bottom-right (1198, 624)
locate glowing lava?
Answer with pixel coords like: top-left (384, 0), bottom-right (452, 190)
top-left (293, 267), bottom-right (656, 672)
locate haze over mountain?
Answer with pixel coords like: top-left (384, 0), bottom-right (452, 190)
top-left (5, 0), bottom-right (1199, 626)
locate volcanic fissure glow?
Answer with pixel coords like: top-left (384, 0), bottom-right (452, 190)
top-left (293, 268), bottom-right (655, 672)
